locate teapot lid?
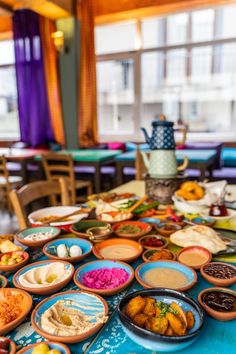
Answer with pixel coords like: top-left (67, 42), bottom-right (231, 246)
top-left (152, 120), bottom-right (173, 127)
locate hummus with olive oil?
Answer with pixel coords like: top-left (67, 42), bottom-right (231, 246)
top-left (41, 299), bottom-right (108, 336)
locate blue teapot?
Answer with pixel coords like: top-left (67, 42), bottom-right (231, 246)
top-left (141, 120), bottom-right (176, 150)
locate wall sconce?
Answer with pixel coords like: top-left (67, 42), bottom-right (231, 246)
top-left (51, 31), bottom-right (65, 53)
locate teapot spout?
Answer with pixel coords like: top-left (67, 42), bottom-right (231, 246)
top-left (140, 127), bottom-right (150, 145)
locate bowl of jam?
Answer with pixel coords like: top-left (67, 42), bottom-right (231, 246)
top-left (198, 288), bottom-right (236, 321)
top-left (200, 262), bottom-right (236, 287)
top-left (139, 235), bottom-right (169, 250)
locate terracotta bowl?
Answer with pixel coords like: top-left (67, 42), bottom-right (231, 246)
top-left (43, 237), bottom-right (93, 264)
top-left (154, 222), bottom-right (182, 237)
top-left (15, 226), bottom-right (60, 249)
top-left (0, 337), bottom-right (16, 354)
top-left (139, 235), bottom-right (169, 250)
top-left (97, 211), bottom-right (133, 224)
top-left (70, 220), bottom-right (112, 243)
top-left (135, 260), bottom-right (197, 292)
top-left (198, 287), bottom-right (236, 321)
top-left (93, 238), bottom-right (143, 263)
top-left (16, 341), bottom-right (71, 354)
top-left (0, 275), bottom-right (8, 288)
top-left (0, 288), bottom-right (32, 336)
top-left (31, 290), bottom-right (108, 344)
top-left (0, 251), bottom-right (29, 273)
top-left (74, 260), bottom-right (134, 296)
top-left (177, 246), bottom-right (212, 270)
top-left (200, 262), bottom-right (236, 287)
top-left (13, 260), bottom-right (74, 296)
top-left (112, 221), bottom-right (152, 240)
top-left (142, 249), bottom-right (176, 262)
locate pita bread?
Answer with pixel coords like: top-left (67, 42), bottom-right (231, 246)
top-left (170, 225), bottom-right (227, 254)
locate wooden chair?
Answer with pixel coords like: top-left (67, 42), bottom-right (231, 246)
top-left (135, 147), bottom-right (149, 180)
top-left (0, 156), bottom-right (22, 211)
top-left (9, 178), bottom-right (69, 229)
top-left (41, 153), bottom-right (92, 204)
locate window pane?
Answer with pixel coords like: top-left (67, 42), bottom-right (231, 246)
top-left (0, 66), bottom-right (19, 138)
top-left (166, 49), bottom-right (186, 84)
top-left (0, 40), bottom-right (15, 65)
top-left (141, 17), bottom-right (165, 48)
top-left (191, 46), bottom-right (212, 83)
top-left (221, 43), bottom-right (236, 73)
top-left (97, 59), bottom-right (134, 135)
top-left (221, 5), bottom-right (236, 38)
top-left (192, 9), bottom-right (214, 42)
top-left (167, 13), bottom-right (188, 44)
top-left (95, 22), bottom-right (136, 54)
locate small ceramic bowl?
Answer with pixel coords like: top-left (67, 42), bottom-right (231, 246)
top-left (113, 221), bottom-right (152, 240)
top-left (0, 275), bottom-right (8, 288)
top-left (0, 251), bottom-right (29, 273)
top-left (139, 235), bottom-right (169, 250)
top-left (13, 260), bottom-right (74, 296)
top-left (43, 237), bottom-right (93, 264)
top-left (177, 246), bottom-right (212, 270)
top-left (70, 220), bottom-right (112, 243)
top-left (0, 337), bottom-right (16, 354)
top-left (74, 260), bottom-right (134, 296)
top-left (118, 288), bottom-right (204, 352)
top-left (200, 262), bottom-right (236, 287)
top-left (15, 226), bottom-right (60, 249)
top-left (142, 249), bottom-right (176, 262)
top-left (93, 238), bottom-right (143, 263)
top-left (0, 288), bottom-right (32, 336)
top-left (191, 216), bottom-right (215, 227)
top-left (139, 217), bottom-right (161, 225)
top-left (135, 260), bottom-right (197, 292)
top-left (97, 211), bottom-right (133, 224)
top-left (31, 290), bottom-right (108, 343)
top-left (154, 222), bottom-right (182, 237)
top-left (16, 341), bottom-right (71, 354)
top-left (198, 287), bottom-right (236, 321)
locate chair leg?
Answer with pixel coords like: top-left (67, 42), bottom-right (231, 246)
top-left (87, 182), bottom-right (93, 196)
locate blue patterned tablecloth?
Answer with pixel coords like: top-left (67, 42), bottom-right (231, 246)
top-left (3, 249), bottom-right (236, 354)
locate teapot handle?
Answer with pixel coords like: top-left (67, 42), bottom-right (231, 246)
top-left (174, 127), bottom-right (187, 146)
top-left (177, 156), bottom-right (189, 172)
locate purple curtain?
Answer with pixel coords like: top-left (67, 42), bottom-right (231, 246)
top-left (13, 9), bottom-right (54, 147)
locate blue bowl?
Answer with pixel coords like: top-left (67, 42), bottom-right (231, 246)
top-left (18, 341), bottom-right (70, 354)
top-left (43, 237), bottom-right (93, 263)
top-left (139, 217), bottom-right (161, 225)
top-left (135, 260), bottom-right (197, 292)
top-left (118, 288), bottom-right (204, 352)
top-left (191, 216), bottom-right (215, 226)
top-left (13, 260), bottom-right (74, 295)
top-left (31, 290), bottom-right (108, 343)
top-left (74, 260), bottom-right (134, 296)
top-left (16, 226), bottom-right (60, 248)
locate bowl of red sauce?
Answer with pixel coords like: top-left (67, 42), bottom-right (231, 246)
top-left (139, 235), bottom-right (169, 250)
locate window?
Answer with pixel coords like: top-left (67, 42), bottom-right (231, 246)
top-left (0, 40), bottom-right (19, 139)
top-left (95, 4), bottom-right (236, 141)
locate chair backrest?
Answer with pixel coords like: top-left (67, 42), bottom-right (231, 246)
top-left (41, 153), bottom-right (76, 204)
top-left (0, 156), bottom-right (11, 205)
top-left (135, 147), bottom-right (149, 180)
top-left (9, 178), bottom-right (69, 229)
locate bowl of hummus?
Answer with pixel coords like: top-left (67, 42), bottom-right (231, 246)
top-left (31, 290), bottom-right (108, 343)
top-left (13, 260), bottom-right (74, 295)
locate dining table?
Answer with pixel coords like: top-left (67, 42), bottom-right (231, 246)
top-left (3, 180), bottom-right (236, 354)
top-left (0, 148), bottom-right (48, 184)
top-left (115, 149), bottom-right (217, 185)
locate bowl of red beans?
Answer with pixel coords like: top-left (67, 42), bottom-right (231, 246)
top-left (138, 235), bottom-right (169, 250)
top-left (200, 262), bottom-right (236, 287)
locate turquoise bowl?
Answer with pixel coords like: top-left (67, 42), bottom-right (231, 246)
top-left (139, 217), bottom-right (161, 225)
top-left (74, 259), bottom-right (134, 296)
top-left (17, 341), bottom-right (70, 354)
top-left (16, 226), bottom-right (60, 248)
top-left (118, 288), bottom-right (204, 352)
top-left (31, 290), bottom-right (108, 343)
top-left (135, 260), bottom-right (197, 292)
top-left (43, 237), bottom-right (93, 263)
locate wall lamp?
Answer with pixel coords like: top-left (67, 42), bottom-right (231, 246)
top-left (51, 30), bottom-right (65, 53)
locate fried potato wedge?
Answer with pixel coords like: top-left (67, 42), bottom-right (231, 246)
top-left (171, 302), bottom-right (187, 328)
top-left (125, 296), bottom-right (146, 319)
top-left (143, 297), bottom-right (156, 317)
top-left (166, 313), bottom-right (187, 336)
top-left (145, 316), bottom-right (168, 335)
top-left (166, 326), bottom-right (174, 336)
top-left (133, 313), bottom-right (149, 328)
top-left (186, 311), bottom-right (195, 329)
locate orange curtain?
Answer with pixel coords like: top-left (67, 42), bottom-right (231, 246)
top-left (39, 17), bottom-right (65, 146)
top-left (78, 0), bottom-right (98, 147)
